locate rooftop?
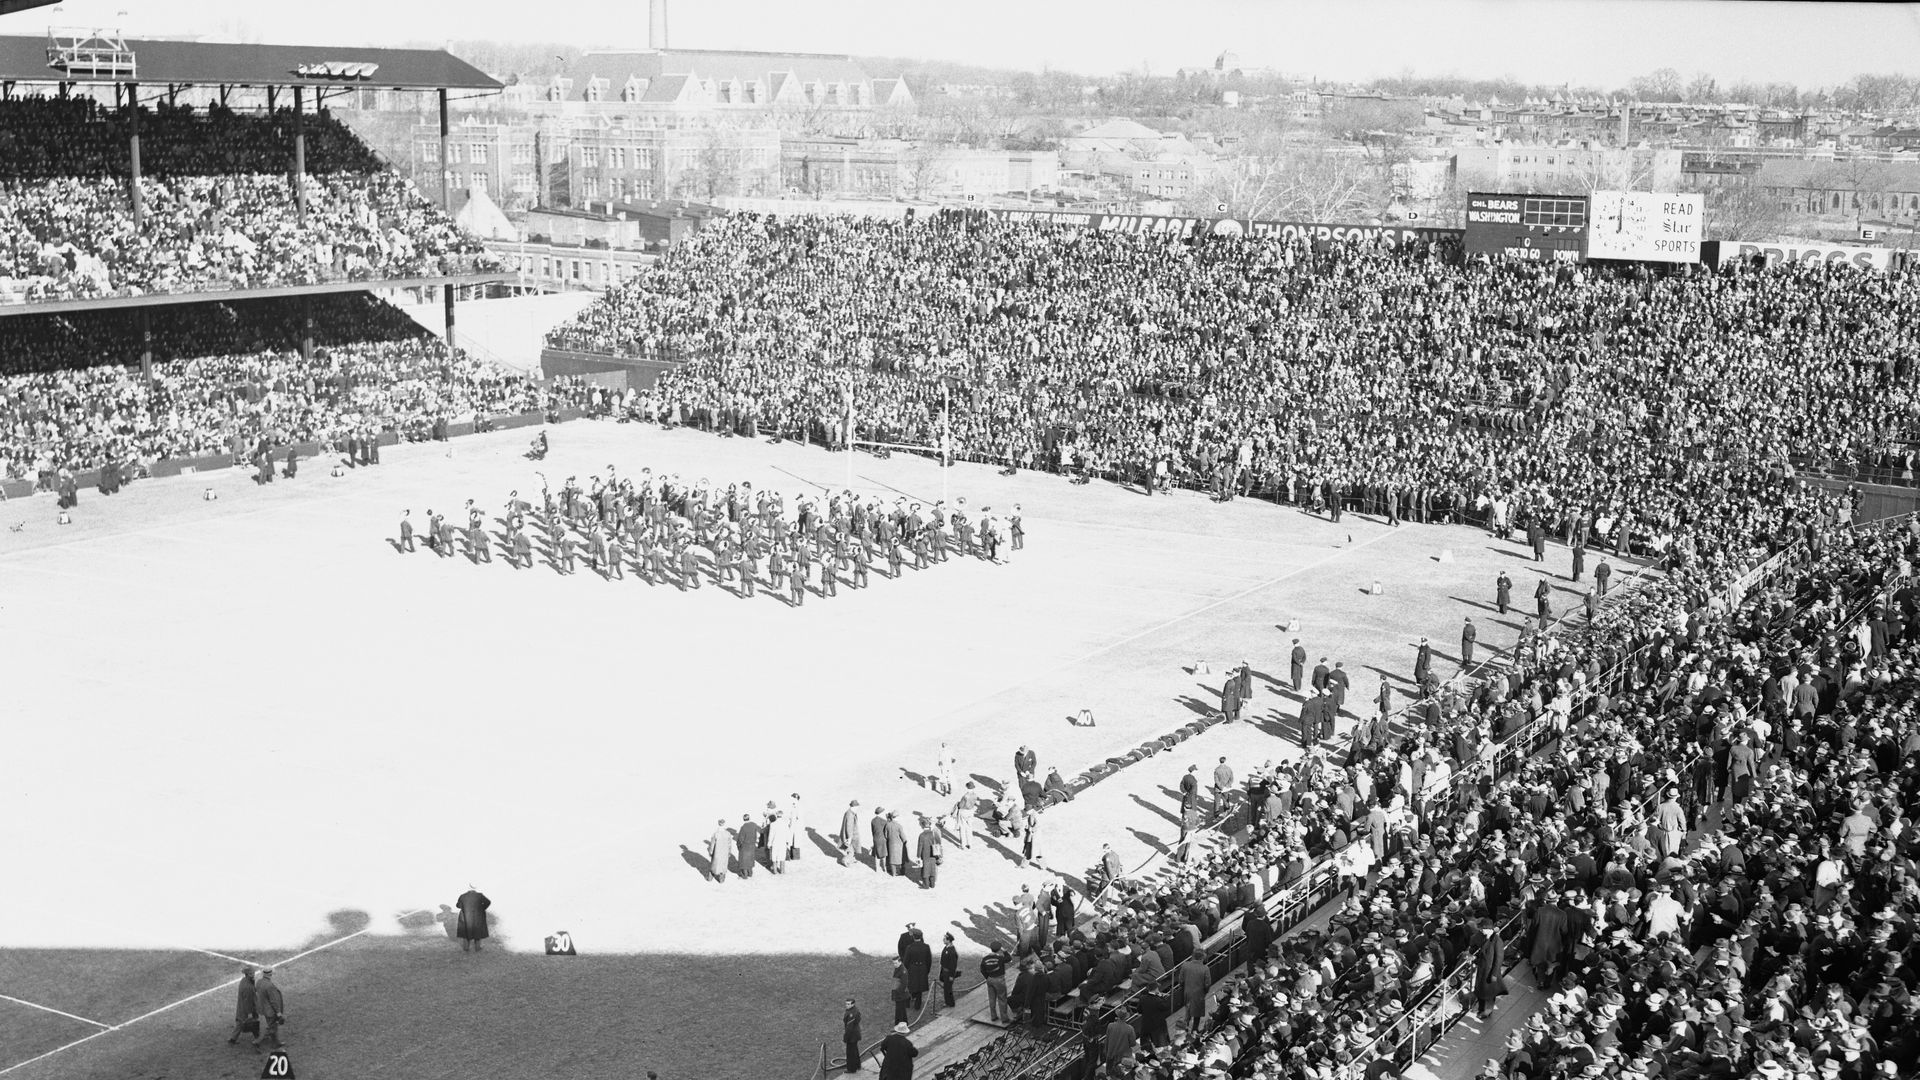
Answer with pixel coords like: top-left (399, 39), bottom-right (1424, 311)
top-left (0, 34), bottom-right (499, 91)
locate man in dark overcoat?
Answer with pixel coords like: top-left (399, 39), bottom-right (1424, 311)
top-left (227, 966), bottom-right (258, 1044)
top-left (903, 928), bottom-right (933, 1009)
top-left (878, 1023), bottom-right (917, 1080)
top-left (456, 885), bottom-right (491, 951)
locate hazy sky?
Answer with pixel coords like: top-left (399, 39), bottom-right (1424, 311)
top-left (22, 0), bottom-right (1920, 89)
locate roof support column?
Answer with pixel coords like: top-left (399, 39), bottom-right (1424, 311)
top-left (302, 294), bottom-right (315, 361)
top-left (292, 84), bottom-right (307, 226)
top-left (443, 283), bottom-right (457, 355)
top-left (138, 306), bottom-right (152, 381)
top-left (125, 81), bottom-right (144, 228)
top-left (439, 88), bottom-right (451, 213)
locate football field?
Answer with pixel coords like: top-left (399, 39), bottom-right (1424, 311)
top-left (0, 422), bottom-right (1615, 1080)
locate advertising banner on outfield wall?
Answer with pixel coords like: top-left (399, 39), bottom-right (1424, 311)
top-left (988, 208), bottom-right (1459, 248)
top-left (1706, 240), bottom-right (1894, 271)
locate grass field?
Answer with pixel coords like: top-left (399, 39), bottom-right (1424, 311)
top-left (0, 421), bottom-right (1628, 1080)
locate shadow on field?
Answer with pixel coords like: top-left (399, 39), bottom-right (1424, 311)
top-left (1127, 794), bottom-right (1181, 828)
top-left (0, 943), bottom-right (921, 1080)
top-left (1449, 595), bottom-right (1504, 613)
top-left (1127, 827), bottom-right (1169, 855)
top-left (953, 903), bottom-right (1037, 952)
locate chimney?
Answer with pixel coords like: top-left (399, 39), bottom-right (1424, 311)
top-left (650, 0), bottom-right (669, 51)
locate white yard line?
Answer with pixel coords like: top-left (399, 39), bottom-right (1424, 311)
top-left (0, 908), bottom-right (430, 1077)
top-left (182, 947), bottom-right (263, 967)
top-left (0, 994), bottom-right (110, 1029)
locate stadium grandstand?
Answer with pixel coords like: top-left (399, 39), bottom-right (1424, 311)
top-left (0, 31), bottom-right (590, 498)
top-left (3, 23), bottom-right (1920, 1080)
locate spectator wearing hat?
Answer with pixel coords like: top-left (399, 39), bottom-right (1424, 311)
top-left (837, 800), bottom-right (862, 867)
top-left (841, 997), bottom-right (862, 1073)
top-left (455, 885), bottom-right (490, 952)
top-left (878, 1021), bottom-right (916, 1080)
top-left (253, 969), bottom-right (284, 1048)
top-left (706, 819), bottom-right (734, 883)
top-left (226, 966), bottom-right (258, 1044)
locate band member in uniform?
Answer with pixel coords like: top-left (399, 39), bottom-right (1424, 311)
top-left (678, 539), bottom-right (702, 590)
top-left (794, 541), bottom-right (814, 602)
top-left (852, 541), bottom-right (871, 588)
top-left (769, 542), bottom-right (788, 593)
top-left (740, 536), bottom-right (760, 598)
top-left (605, 528), bottom-right (626, 580)
top-left (820, 545), bottom-right (839, 597)
top-left (511, 525), bottom-right (533, 569)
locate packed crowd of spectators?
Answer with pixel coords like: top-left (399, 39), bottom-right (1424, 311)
top-left (0, 298), bottom-right (583, 483)
top-left (1020, 509), bottom-right (1919, 1080)
top-left (551, 214), bottom-right (1920, 547)
top-left (0, 96), bottom-right (496, 303)
top-left (0, 97), bottom-right (384, 178)
top-left (0, 292), bottom-right (429, 377)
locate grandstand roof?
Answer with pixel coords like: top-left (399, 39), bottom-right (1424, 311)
top-left (0, 273), bottom-right (506, 319)
top-left (0, 36), bottom-right (501, 91)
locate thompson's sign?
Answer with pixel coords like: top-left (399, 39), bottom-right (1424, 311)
top-left (989, 209), bottom-right (1457, 248)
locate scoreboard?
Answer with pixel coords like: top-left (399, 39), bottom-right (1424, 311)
top-left (1464, 192), bottom-right (1589, 262)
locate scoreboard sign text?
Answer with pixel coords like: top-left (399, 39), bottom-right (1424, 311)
top-left (1587, 191), bottom-right (1703, 263)
top-left (1464, 193), bottom-right (1587, 262)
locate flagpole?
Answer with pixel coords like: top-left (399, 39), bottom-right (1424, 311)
top-left (845, 373), bottom-right (855, 490)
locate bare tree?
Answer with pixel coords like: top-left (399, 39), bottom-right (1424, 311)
top-left (1629, 68), bottom-right (1684, 101)
top-left (1703, 184), bottom-right (1793, 242)
top-left (1185, 142), bottom-right (1383, 223)
top-left (1427, 177), bottom-right (1471, 229)
top-left (900, 140), bottom-right (944, 199)
top-left (1685, 72), bottom-right (1721, 105)
top-left (674, 134), bottom-right (742, 202)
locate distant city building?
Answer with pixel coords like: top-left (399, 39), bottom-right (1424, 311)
top-left (1061, 119), bottom-right (1215, 199)
top-left (413, 116), bottom-right (781, 209)
top-left (783, 137), bottom-right (1057, 198)
top-left (413, 117), bottom-right (541, 210)
top-left (1749, 160), bottom-right (1920, 218)
top-left (495, 238), bottom-right (656, 292)
top-left (534, 48), bottom-right (912, 123)
top-left (1454, 145), bottom-right (1683, 193)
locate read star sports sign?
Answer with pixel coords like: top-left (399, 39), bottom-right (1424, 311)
top-left (1587, 191), bottom-right (1704, 263)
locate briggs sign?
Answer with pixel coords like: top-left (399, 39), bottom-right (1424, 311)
top-left (1709, 240), bottom-right (1892, 271)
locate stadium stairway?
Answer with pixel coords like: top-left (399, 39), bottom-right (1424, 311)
top-left (1400, 977), bottom-right (1549, 1080)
